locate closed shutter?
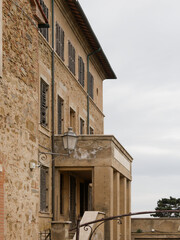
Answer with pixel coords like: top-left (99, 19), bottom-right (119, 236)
top-left (40, 166), bottom-right (47, 211)
top-left (56, 23), bottom-right (64, 60)
top-left (73, 47), bottom-right (75, 75)
top-left (40, 80), bottom-right (48, 126)
top-left (78, 57), bottom-right (84, 87)
top-left (68, 41), bottom-right (75, 75)
top-left (58, 97), bottom-right (63, 134)
top-left (82, 60), bottom-right (84, 87)
top-left (61, 29), bottom-right (64, 60)
top-left (39, 0), bottom-right (49, 41)
top-left (88, 72), bottom-right (94, 99)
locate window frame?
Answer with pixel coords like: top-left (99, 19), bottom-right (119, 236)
top-left (80, 118), bottom-right (85, 135)
top-left (70, 107), bottom-right (76, 132)
top-left (90, 127), bottom-right (94, 135)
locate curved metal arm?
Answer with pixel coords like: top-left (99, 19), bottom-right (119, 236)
top-left (71, 210), bottom-right (180, 240)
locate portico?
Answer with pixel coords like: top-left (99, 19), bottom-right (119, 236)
top-left (53, 135), bottom-right (133, 240)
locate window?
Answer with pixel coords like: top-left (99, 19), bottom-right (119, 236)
top-left (68, 41), bottom-right (75, 75)
top-left (90, 127), bottom-right (94, 135)
top-left (88, 72), bottom-right (94, 99)
top-left (40, 166), bottom-right (49, 212)
top-left (56, 23), bottom-right (64, 60)
top-left (40, 79), bottom-right (49, 127)
top-left (78, 56), bottom-right (84, 87)
top-left (39, 0), bottom-right (49, 41)
top-left (80, 118), bottom-right (85, 134)
top-left (70, 108), bottom-right (76, 132)
top-left (58, 96), bottom-right (64, 134)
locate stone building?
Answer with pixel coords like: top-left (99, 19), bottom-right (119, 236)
top-left (132, 218), bottom-right (180, 240)
top-left (0, 0), bottom-right (133, 239)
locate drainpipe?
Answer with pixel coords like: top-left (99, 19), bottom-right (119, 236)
top-left (51, 0), bottom-right (55, 221)
top-left (87, 48), bottom-right (101, 134)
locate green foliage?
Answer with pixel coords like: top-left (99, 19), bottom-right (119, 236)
top-left (151, 196), bottom-right (180, 217)
top-left (136, 229), bottom-right (143, 233)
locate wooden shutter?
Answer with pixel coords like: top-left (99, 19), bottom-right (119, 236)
top-left (58, 97), bottom-right (63, 134)
top-left (88, 72), bottom-right (94, 99)
top-left (56, 23), bottom-right (59, 55)
top-left (78, 56), bottom-right (80, 83)
top-left (56, 23), bottom-right (64, 60)
top-left (40, 166), bottom-right (47, 211)
top-left (40, 80), bottom-right (48, 126)
top-left (82, 60), bottom-right (84, 87)
top-left (78, 57), bottom-right (84, 87)
top-left (73, 47), bottom-right (75, 75)
top-left (68, 41), bottom-right (75, 75)
top-left (60, 29), bottom-right (64, 60)
top-left (39, 0), bottom-right (49, 41)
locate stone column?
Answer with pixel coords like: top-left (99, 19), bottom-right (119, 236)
top-left (93, 166), bottom-right (113, 240)
top-left (126, 180), bottom-right (131, 240)
top-left (113, 171), bottom-right (120, 240)
top-left (120, 176), bottom-right (127, 240)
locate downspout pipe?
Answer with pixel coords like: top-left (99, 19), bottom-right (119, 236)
top-left (87, 47), bottom-right (101, 134)
top-left (51, 0), bottom-right (55, 221)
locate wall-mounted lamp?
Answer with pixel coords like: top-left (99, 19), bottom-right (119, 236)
top-left (31, 127), bottom-right (78, 171)
top-left (62, 127), bottom-right (78, 153)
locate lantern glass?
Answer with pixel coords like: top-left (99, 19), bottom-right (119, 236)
top-left (62, 127), bottom-right (77, 151)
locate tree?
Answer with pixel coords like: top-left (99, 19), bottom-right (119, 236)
top-left (151, 196), bottom-right (180, 217)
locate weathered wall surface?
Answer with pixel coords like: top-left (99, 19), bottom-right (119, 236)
top-left (1, 0), bottom-right (40, 239)
top-left (0, 152), bottom-right (5, 240)
top-left (132, 218), bottom-right (180, 239)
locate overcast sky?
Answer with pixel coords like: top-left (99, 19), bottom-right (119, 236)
top-left (79, 0), bottom-right (180, 214)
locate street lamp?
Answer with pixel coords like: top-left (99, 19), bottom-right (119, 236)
top-left (62, 127), bottom-right (78, 153)
top-left (35, 127), bottom-right (77, 169)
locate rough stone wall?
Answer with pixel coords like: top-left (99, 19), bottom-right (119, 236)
top-left (131, 218), bottom-right (180, 240)
top-left (0, 152), bottom-right (5, 240)
top-left (1, 0), bottom-right (40, 239)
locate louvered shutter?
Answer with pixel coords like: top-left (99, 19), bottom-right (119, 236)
top-left (40, 166), bottom-right (46, 211)
top-left (78, 56), bottom-right (80, 83)
top-left (88, 72), bottom-right (94, 99)
top-left (58, 97), bottom-right (62, 134)
top-left (73, 47), bottom-right (75, 75)
top-left (68, 41), bottom-right (71, 69)
top-left (40, 80), bottom-right (48, 126)
top-left (82, 60), bottom-right (84, 87)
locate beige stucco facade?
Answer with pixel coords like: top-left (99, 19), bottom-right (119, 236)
top-left (0, 0), bottom-right (133, 239)
top-left (132, 218), bottom-right (180, 240)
